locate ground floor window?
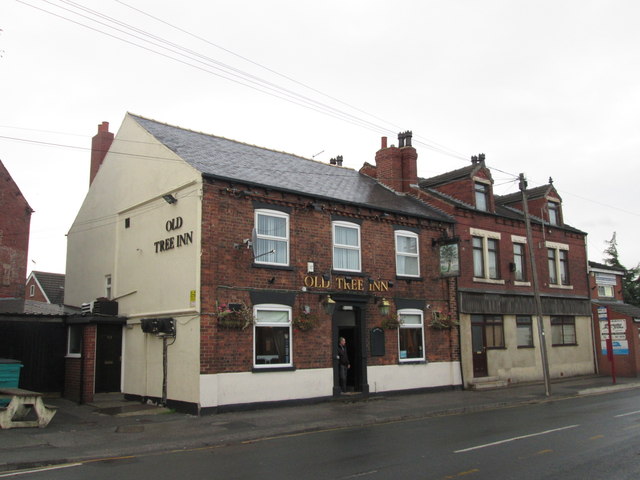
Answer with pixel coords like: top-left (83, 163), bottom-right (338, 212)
top-left (398, 309), bottom-right (425, 361)
top-left (67, 325), bottom-right (82, 357)
top-left (254, 305), bottom-right (292, 367)
top-left (472, 314), bottom-right (504, 348)
top-left (516, 315), bottom-right (533, 347)
top-left (551, 316), bottom-right (576, 346)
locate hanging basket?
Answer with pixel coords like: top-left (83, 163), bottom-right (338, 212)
top-left (216, 302), bottom-right (254, 330)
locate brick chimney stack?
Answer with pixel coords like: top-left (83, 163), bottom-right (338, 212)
top-left (374, 131), bottom-right (417, 193)
top-left (90, 121), bottom-right (114, 186)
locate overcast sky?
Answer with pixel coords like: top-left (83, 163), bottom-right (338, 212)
top-left (2, 0), bottom-right (639, 275)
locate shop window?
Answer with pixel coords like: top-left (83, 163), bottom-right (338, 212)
top-left (398, 309), bottom-right (425, 362)
top-left (516, 315), bottom-right (533, 347)
top-left (332, 221), bottom-right (361, 272)
top-left (67, 325), bottom-right (82, 357)
top-left (254, 305), bottom-right (292, 368)
top-left (255, 210), bottom-right (289, 266)
top-left (395, 230), bottom-right (420, 277)
top-left (551, 316), bottom-right (576, 346)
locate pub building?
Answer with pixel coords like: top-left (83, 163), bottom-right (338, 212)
top-left (65, 114), bottom-right (461, 413)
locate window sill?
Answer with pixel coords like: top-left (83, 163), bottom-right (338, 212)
top-left (252, 264), bottom-right (294, 271)
top-left (473, 277), bottom-right (505, 285)
top-left (65, 354), bottom-right (81, 359)
top-left (552, 343), bottom-right (578, 347)
top-left (331, 270), bottom-right (364, 276)
top-left (514, 281), bottom-right (531, 287)
top-left (252, 366), bottom-right (296, 373)
top-left (399, 360), bottom-right (427, 365)
top-left (549, 284), bottom-right (573, 290)
top-left (517, 345), bottom-right (535, 349)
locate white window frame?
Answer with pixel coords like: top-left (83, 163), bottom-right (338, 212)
top-left (511, 235), bottom-right (530, 286)
top-left (66, 325), bottom-right (82, 358)
top-left (105, 274), bottom-right (112, 299)
top-left (470, 228), bottom-right (504, 284)
top-left (253, 304), bottom-right (292, 369)
top-left (254, 209), bottom-right (290, 266)
top-left (29, 284), bottom-right (35, 297)
top-left (546, 241), bottom-right (572, 289)
top-left (398, 309), bottom-right (425, 362)
top-left (395, 230), bottom-right (420, 277)
top-left (597, 285), bottom-right (615, 298)
top-left (332, 221), bottom-right (361, 272)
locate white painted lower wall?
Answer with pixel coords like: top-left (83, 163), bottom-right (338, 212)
top-left (367, 362), bottom-right (462, 393)
top-left (200, 361), bottom-right (462, 408)
top-left (200, 368), bottom-right (333, 408)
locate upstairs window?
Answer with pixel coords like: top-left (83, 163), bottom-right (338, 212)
top-left (472, 231), bottom-right (500, 280)
top-left (595, 273), bottom-right (616, 298)
top-left (548, 201), bottom-right (560, 225)
top-left (547, 242), bottom-right (570, 286)
top-left (474, 182), bottom-right (489, 211)
top-left (333, 221), bottom-right (361, 272)
top-left (255, 210), bottom-right (289, 266)
top-left (105, 274), bottom-right (112, 299)
top-left (395, 230), bottom-right (420, 277)
top-left (513, 243), bottom-right (526, 282)
top-left (29, 284), bottom-right (35, 297)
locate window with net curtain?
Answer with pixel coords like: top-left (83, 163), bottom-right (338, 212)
top-left (473, 236), bottom-right (499, 279)
top-left (398, 310), bottom-right (425, 361)
top-left (333, 221), bottom-right (361, 272)
top-left (254, 305), bottom-right (292, 367)
top-left (396, 230), bottom-right (420, 277)
top-left (255, 210), bottom-right (289, 266)
top-left (551, 316), bottom-right (576, 345)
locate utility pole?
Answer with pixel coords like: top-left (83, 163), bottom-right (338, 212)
top-left (519, 173), bottom-right (551, 396)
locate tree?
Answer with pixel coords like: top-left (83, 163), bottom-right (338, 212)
top-left (603, 233), bottom-right (640, 307)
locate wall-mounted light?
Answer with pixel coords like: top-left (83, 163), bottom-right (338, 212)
top-left (323, 295), bottom-right (336, 315)
top-left (162, 194), bottom-right (178, 204)
top-left (379, 298), bottom-right (391, 316)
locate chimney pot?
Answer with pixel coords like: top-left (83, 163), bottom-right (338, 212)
top-left (381, 137), bottom-right (387, 149)
top-left (336, 155), bottom-right (343, 167)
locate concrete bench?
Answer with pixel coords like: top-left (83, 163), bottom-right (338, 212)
top-left (0, 388), bottom-right (57, 429)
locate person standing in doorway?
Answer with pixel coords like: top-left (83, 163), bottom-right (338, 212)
top-left (337, 336), bottom-right (350, 393)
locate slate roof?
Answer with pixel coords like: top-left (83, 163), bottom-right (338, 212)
top-left (593, 299), bottom-right (640, 319)
top-left (419, 183), bottom-right (585, 235)
top-left (418, 164), bottom-right (477, 188)
top-left (131, 114), bottom-right (452, 223)
top-left (588, 261), bottom-right (626, 273)
top-left (30, 271), bottom-right (65, 305)
top-left (497, 184), bottom-right (555, 205)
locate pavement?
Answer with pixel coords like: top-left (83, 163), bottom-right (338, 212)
top-left (1, 375), bottom-right (639, 473)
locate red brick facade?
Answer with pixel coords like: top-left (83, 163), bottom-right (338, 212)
top-left (0, 160), bottom-right (32, 300)
top-left (199, 177), bottom-right (459, 376)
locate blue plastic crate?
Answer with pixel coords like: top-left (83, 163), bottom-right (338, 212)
top-left (0, 359), bottom-right (22, 407)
